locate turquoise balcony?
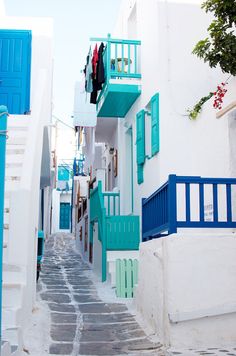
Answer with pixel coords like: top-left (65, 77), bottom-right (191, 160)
top-left (91, 34), bottom-right (141, 118)
top-left (90, 182), bottom-right (140, 281)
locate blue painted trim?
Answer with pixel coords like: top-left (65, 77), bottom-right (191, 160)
top-left (0, 106), bottom-right (8, 341)
top-left (199, 183), bottom-right (204, 222)
top-left (25, 30), bottom-right (32, 113)
top-left (185, 183), bottom-right (190, 222)
top-left (213, 183), bottom-right (218, 222)
top-left (168, 175), bottom-right (177, 234)
top-left (130, 127), bottom-right (134, 213)
top-left (142, 175), bottom-right (236, 241)
top-left (226, 184), bottom-right (232, 222)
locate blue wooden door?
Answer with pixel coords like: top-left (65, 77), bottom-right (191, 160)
top-left (0, 30), bottom-right (32, 114)
top-left (60, 203), bottom-right (70, 229)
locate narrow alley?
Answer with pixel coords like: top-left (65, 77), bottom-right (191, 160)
top-left (37, 233), bottom-right (162, 355)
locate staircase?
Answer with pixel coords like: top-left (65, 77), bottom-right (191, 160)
top-left (90, 181), bottom-right (140, 282)
top-left (2, 115), bottom-right (30, 356)
top-left (1, 70), bottom-right (49, 356)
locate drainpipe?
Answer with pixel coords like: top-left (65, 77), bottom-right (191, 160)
top-left (0, 106), bottom-right (8, 342)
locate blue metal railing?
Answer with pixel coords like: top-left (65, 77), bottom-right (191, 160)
top-left (142, 175), bottom-right (236, 241)
top-left (0, 106), bottom-right (8, 341)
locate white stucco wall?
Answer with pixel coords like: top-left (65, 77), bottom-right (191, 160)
top-left (107, 0), bottom-right (236, 348)
top-left (0, 16), bottom-right (54, 330)
top-left (75, 215), bottom-right (90, 262)
top-left (92, 223), bottom-right (102, 280)
top-left (113, 0), bottom-right (231, 219)
top-left (52, 189), bottom-right (60, 233)
top-left (135, 234), bottom-right (236, 348)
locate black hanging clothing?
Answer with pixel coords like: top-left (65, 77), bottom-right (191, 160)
top-left (90, 42), bottom-right (105, 104)
top-left (97, 42), bottom-right (105, 88)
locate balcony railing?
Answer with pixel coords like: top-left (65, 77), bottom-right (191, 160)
top-left (142, 175), bottom-right (236, 241)
top-left (90, 181), bottom-right (139, 281)
top-left (103, 191), bottom-right (120, 216)
top-left (91, 34), bottom-right (141, 118)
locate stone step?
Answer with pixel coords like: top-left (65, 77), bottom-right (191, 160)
top-left (3, 267), bottom-right (25, 285)
top-left (8, 115), bottom-right (30, 128)
top-left (5, 180), bottom-right (20, 192)
top-left (7, 137), bottom-right (27, 146)
top-left (5, 176), bottom-right (21, 182)
top-left (2, 327), bottom-right (22, 351)
top-left (3, 230), bottom-right (9, 248)
top-left (10, 345), bottom-right (20, 356)
top-left (2, 307), bottom-right (22, 329)
top-left (1, 340), bottom-right (11, 356)
top-left (8, 126), bottom-right (28, 132)
top-left (6, 148), bottom-right (25, 155)
top-left (2, 283), bottom-right (25, 308)
top-left (3, 244), bottom-right (9, 263)
top-left (6, 154), bottom-right (24, 165)
top-left (4, 211), bottom-right (9, 224)
top-left (5, 166), bottom-right (22, 178)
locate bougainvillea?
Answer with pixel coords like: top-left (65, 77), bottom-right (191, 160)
top-left (213, 82), bottom-right (228, 110)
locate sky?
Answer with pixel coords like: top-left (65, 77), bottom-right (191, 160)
top-left (4, 0), bottom-right (122, 125)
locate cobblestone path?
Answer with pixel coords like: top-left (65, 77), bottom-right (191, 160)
top-left (38, 233), bottom-right (236, 356)
top-left (39, 233), bottom-right (163, 355)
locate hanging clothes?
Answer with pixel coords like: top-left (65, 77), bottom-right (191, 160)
top-left (97, 42), bottom-right (105, 88)
top-left (92, 44), bottom-right (99, 78)
top-left (85, 47), bottom-right (93, 93)
top-left (90, 42), bottom-right (105, 104)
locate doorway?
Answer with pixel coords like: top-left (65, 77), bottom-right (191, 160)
top-left (59, 203), bottom-right (70, 230)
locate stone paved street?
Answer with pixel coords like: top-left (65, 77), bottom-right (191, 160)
top-left (37, 233), bottom-right (236, 356)
top-left (39, 233), bottom-right (163, 355)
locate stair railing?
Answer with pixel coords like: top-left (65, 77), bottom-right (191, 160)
top-left (90, 181), bottom-right (107, 281)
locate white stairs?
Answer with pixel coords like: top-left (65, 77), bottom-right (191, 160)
top-left (1, 115), bottom-right (30, 356)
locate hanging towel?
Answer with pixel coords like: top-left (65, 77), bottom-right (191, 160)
top-left (92, 44), bottom-right (99, 79)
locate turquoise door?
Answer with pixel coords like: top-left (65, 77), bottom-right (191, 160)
top-left (0, 30), bottom-right (32, 114)
top-left (60, 203), bottom-right (70, 229)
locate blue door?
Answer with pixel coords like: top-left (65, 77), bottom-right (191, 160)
top-left (60, 203), bottom-right (70, 230)
top-left (0, 30), bottom-right (32, 114)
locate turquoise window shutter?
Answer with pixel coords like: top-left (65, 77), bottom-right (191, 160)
top-left (136, 109), bottom-right (145, 165)
top-left (151, 93), bottom-right (160, 156)
top-left (137, 164), bottom-right (144, 184)
top-left (136, 110), bottom-right (145, 184)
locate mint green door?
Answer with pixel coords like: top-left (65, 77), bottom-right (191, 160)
top-left (60, 203), bottom-right (70, 229)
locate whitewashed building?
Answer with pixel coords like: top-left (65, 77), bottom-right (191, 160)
top-left (72, 0), bottom-right (236, 349)
top-left (0, 1), bottom-right (54, 354)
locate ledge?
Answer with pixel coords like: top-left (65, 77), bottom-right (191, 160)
top-left (169, 303), bottom-right (236, 323)
top-left (216, 100), bottom-right (236, 119)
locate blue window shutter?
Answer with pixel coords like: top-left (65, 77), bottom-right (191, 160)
top-left (136, 109), bottom-right (145, 165)
top-left (151, 93), bottom-right (160, 156)
top-left (0, 30), bottom-right (32, 114)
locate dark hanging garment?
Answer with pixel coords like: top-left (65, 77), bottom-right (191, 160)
top-left (97, 42), bottom-right (105, 89)
top-left (90, 42), bottom-right (105, 104)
